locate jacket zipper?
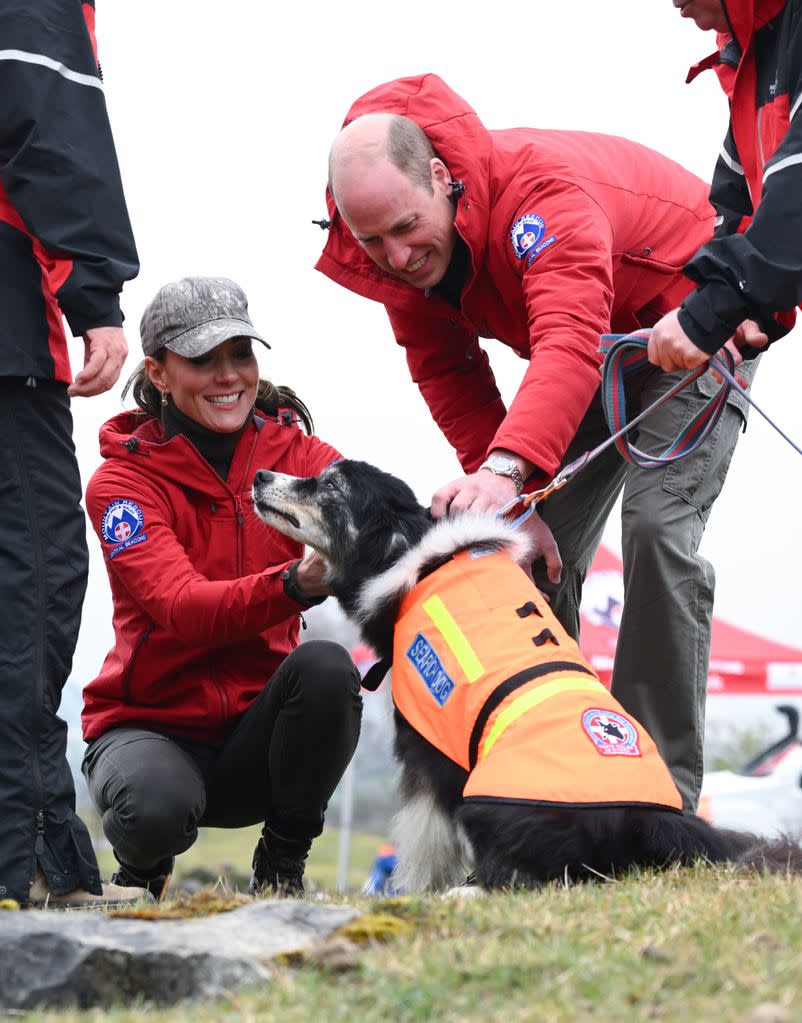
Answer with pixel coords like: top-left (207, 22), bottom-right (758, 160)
top-left (233, 432), bottom-right (260, 577)
top-left (757, 105), bottom-right (766, 170)
top-left (122, 623), bottom-right (156, 704)
top-left (209, 660), bottom-right (230, 721)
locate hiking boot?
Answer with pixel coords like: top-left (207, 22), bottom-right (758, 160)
top-left (27, 869), bottom-right (154, 910)
top-left (110, 856), bottom-right (174, 903)
top-left (248, 833), bottom-right (309, 898)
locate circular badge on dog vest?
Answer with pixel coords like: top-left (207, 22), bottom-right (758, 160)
top-left (582, 709), bottom-right (641, 757)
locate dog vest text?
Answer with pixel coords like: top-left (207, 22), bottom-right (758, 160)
top-left (391, 547), bottom-right (682, 810)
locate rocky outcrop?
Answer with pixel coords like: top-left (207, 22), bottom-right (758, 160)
top-left (0, 899), bottom-right (358, 1010)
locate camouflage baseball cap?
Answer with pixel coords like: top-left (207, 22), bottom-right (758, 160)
top-left (140, 276), bottom-right (270, 358)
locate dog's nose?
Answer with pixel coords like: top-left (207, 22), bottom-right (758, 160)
top-left (253, 470), bottom-right (275, 486)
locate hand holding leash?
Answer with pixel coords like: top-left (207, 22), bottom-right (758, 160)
top-left (498, 327), bottom-right (802, 524)
top-left (648, 310), bottom-right (770, 372)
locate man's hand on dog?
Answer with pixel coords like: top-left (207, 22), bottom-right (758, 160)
top-left (294, 550), bottom-right (332, 599)
top-left (70, 326), bottom-right (130, 397)
top-left (431, 471), bottom-right (562, 585)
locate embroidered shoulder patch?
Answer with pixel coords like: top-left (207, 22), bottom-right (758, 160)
top-left (510, 213), bottom-right (558, 266)
top-left (406, 633), bottom-right (455, 707)
top-left (100, 499), bottom-right (148, 560)
top-left (581, 708), bottom-right (641, 757)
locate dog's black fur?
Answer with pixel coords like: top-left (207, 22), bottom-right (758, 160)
top-left (253, 459), bottom-right (802, 890)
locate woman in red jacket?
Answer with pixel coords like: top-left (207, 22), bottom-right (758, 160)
top-left (81, 276), bottom-right (362, 899)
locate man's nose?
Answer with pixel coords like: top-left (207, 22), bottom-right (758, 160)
top-left (384, 238), bottom-right (411, 271)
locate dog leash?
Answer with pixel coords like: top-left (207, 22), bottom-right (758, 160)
top-left (497, 327), bottom-right (802, 524)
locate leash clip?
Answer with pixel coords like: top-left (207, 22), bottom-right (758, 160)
top-left (495, 458), bottom-right (580, 525)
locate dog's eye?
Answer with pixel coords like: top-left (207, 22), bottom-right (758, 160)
top-left (323, 478), bottom-right (337, 489)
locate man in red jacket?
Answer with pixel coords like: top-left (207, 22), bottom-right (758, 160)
top-left (316, 73), bottom-right (756, 812)
top-left (649, 0), bottom-right (800, 370)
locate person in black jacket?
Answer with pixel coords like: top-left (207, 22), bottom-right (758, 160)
top-left (0, 0), bottom-right (146, 907)
top-left (649, 0), bottom-right (799, 371)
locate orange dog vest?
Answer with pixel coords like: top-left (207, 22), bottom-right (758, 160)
top-left (391, 545), bottom-right (682, 810)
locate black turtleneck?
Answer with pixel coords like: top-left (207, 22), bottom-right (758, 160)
top-left (161, 399), bottom-right (252, 482)
top-left (431, 234), bottom-right (471, 310)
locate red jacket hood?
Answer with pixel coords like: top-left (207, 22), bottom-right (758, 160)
top-left (318, 73), bottom-right (493, 307)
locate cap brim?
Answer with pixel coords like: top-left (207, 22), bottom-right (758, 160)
top-left (162, 317), bottom-right (270, 358)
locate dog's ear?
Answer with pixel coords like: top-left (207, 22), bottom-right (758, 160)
top-left (353, 496), bottom-right (429, 571)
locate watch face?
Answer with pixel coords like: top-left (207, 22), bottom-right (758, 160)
top-left (481, 455), bottom-right (524, 495)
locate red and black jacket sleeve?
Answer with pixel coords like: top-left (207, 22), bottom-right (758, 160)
top-left (680, 14), bottom-right (802, 354)
top-left (0, 0), bottom-right (138, 334)
top-left (708, 123), bottom-right (754, 238)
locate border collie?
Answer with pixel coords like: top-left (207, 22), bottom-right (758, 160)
top-left (252, 459), bottom-right (800, 891)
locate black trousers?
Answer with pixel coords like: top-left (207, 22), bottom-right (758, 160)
top-left (82, 641), bottom-right (363, 871)
top-left (0, 378), bottom-right (101, 903)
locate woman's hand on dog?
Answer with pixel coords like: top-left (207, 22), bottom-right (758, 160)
top-left (430, 472), bottom-right (562, 585)
top-left (294, 550), bottom-right (332, 599)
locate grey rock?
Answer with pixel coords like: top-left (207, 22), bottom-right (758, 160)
top-left (0, 900), bottom-right (358, 1010)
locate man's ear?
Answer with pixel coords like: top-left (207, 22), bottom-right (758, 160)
top-left (144, 355), bottom-right (167, 392)
top-left (430, 158), bottom-right (452, 196)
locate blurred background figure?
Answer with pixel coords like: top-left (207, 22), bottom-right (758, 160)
top-left (364, 842), bottom-right (399, 896)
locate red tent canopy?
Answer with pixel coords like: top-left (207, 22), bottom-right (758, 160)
top-left (581, 546), bottom-right (802, 696)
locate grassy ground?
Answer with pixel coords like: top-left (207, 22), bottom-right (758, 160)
top-left (14, 864), bottom-right (802, 1023)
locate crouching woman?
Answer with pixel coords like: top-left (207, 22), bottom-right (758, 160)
top-left (81, 276), bottom-right (361, 900)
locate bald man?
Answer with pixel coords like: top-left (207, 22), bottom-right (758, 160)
top-left (315, 74), bottom-right (757, 811)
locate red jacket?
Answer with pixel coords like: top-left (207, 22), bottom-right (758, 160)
top-left (316, 74), bottom-right (715, 481)
top-left (82, 411), bottom-right (340, 742)
top-left (0, 2), bottom-right (138, 382)
top-left (681, 0), bottom-right (800, 353)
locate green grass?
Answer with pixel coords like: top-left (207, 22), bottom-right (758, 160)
top-left (13, 864), bottom-right (802, 1022)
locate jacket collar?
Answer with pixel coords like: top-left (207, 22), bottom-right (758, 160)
top-left (721, 0), bottom-right (786, 50)
top-left (97, 409), bottom-right (285, 499)
top-left (685, 0), bottom-right (786, 85)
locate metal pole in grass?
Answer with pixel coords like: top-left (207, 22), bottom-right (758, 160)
top-left (336, 760), bottom-right (355, 893)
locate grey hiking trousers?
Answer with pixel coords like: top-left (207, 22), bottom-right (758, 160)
top-left (533, 358), bottom-right (758, 811)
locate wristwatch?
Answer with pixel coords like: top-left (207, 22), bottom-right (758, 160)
top-left (478, 453), bottom-right (525, 496)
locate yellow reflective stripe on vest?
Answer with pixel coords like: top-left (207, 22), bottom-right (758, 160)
top-left (481, 676), bottom-right (607, 760)
top-left (422, 594), bottom-right (484, 683)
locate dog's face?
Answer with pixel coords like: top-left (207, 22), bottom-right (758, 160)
top-left (251, 459), bottom-right (427, 570)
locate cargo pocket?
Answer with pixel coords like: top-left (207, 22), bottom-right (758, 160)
top-left (661, 377), bottom-right (748, 516)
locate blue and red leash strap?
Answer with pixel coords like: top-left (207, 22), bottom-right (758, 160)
top-left (498, 327), bottom-right (801, 524)
top-left (598, 329), bottom-right (734, 468)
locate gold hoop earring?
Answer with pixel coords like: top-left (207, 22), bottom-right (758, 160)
top-left (161, 390), bottom-right (169, 407)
